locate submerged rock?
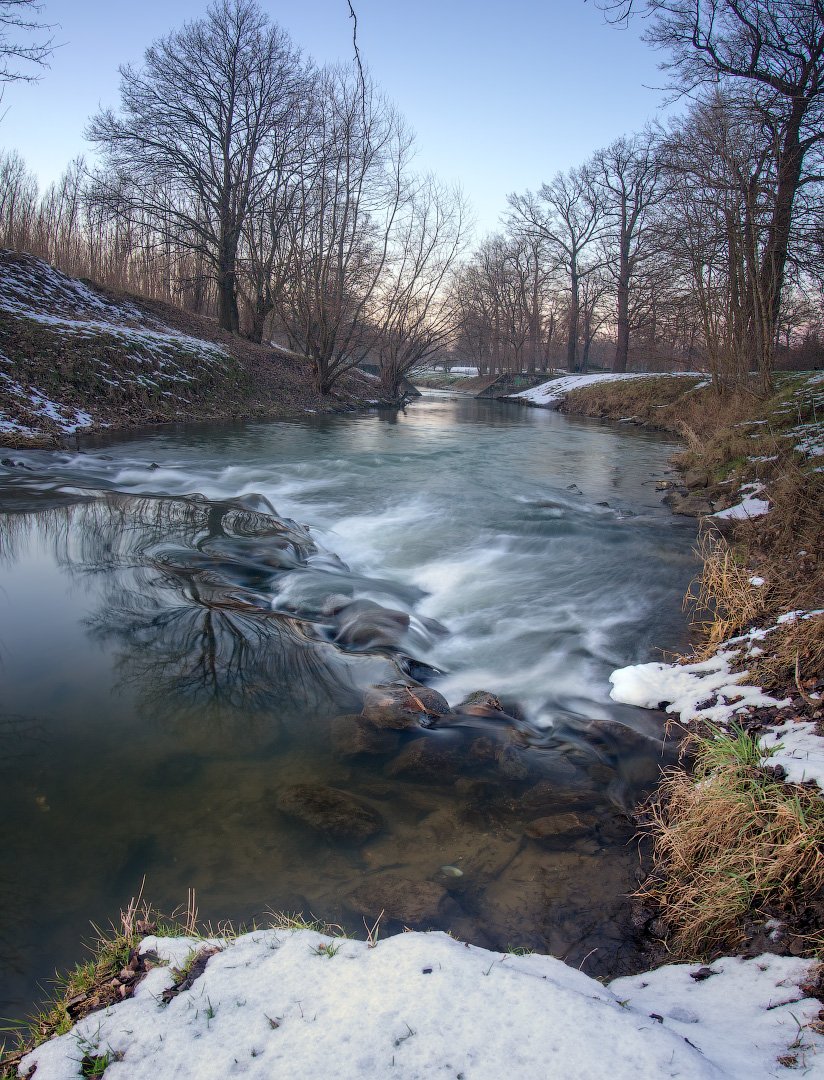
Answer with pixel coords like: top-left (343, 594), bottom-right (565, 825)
top-left (347, 875), bottom-right (450, 925)
top-left (525, 812), bottom-right (595, 844)
top-left (276, 784), bottom-right (383, 844)
top-left (330, 713), bottom-right (399, 759)
top-left (333, 600), bottom-right (411, 651)
top-left (585, 719), bottom-right (662, 755)
top-left (385, 738), bottom-right (463, 783)
top-left (362, 682), bottom-right (450, 730)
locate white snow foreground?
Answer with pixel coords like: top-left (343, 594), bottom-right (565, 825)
top-left (510, 371), bottom-right (706, 408)
top-left (20, 930), bottom-right (824, 1080)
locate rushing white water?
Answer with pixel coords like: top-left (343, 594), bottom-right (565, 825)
top-left (4, 391), bottom-right (697, 729)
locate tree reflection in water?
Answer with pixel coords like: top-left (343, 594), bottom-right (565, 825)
top-left (0, 490), bottom-right (399, 729)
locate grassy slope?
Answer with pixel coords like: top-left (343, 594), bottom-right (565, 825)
top-left (0, 249), bottom-right (385, 447)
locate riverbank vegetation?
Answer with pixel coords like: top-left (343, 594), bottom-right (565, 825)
top-left (558, 368), bottom-right (824, 962)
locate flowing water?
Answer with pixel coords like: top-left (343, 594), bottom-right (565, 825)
top-left (0, 392), bottom-right (697, 1018)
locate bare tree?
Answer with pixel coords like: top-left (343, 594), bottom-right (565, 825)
top-left (87, 0), bottom-right (306, 334)
top-left (275, 66), bottom-right (412, 394)
top-left (591, 130), bottom-right (666, 372)
top-left (596, 0), bottom-right (824, 385)
top-left (373, 176), bottom-right (468, 398)
top-left (0, 0), bottom-right (54, 83)
top-left (509, 167), bottom-right (606, 371)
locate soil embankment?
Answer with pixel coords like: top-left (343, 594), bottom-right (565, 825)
top-left (0, 250), bottom-right (388, 447)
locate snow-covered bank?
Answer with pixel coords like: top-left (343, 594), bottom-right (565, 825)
top-left (509, 371), bottom-right (707, 408)
top-left (609, 611), bottom-right (824, 790)
top-left (19, 929), bottom-right (824, 1079)
top-left (0, 249), bottom-right (384, 445)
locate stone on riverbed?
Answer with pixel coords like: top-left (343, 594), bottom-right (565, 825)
top-left (276, 784), bottom-right (383, 844)
top-left (384, 737), bottom-right (463, 783)
top-left (332, 599), bottom-right (411, 650)
top-left (525, 812), bottom-right (595, 844)
top-left (330, 713), bottom-right (399, 759)
top-left (362, 682), bottom-right (450, 730)
top-left (347, 874), bottom-right (450, 925)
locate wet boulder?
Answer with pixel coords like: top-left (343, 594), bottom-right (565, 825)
top-left (330, 713), bottom-right (399, 760)
top-left (347, 875), bottom-right (450, 926)
top-left (362, 682), bottom-right (450, 730)
top-left (333, 600), bottom-right (411, 651)
top-left (683, 469), bottom-right (710, 490)
top-left (276, 784), bottom-right (383, 845)
top-left (458, 690), bottom-right (503, 712)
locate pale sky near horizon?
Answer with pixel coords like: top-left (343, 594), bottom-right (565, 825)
top-left (0, 1), bottom-right (676, 237)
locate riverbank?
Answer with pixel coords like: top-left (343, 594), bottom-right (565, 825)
top-left (6, 916), bottom-right (824, 1080)
top-left (0, 250), bottom-right (388, 449)
top-left (513, 369), bottom-right (824, 966)
top-left (1, 379), bottom-right (821, 1078)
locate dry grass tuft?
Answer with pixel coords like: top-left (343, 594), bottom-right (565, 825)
top-left (635, 726), bottom-right (824, 959)
top-left (750, 613), bottom-right (824, 697)
top-left (686, 530), bottom-right (771, 656)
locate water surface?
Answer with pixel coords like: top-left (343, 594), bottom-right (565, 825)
top-left (0, 393), bottom-right (696, 1017)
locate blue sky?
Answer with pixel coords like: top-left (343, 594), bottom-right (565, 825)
top-left (0, 1), bottom-right (673, 236)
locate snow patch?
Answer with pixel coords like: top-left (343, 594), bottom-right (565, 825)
top-left (19, 930), bottom-right (824, 1080)
top-left (609, 649), bottom-right (788, 725)
top-left (510, 371), bottom-right (707, 407)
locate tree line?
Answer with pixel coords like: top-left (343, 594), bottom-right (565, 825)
top-left (0, 0), bottom-right (822, 395)
top-left (452, 0), bottom-right (824, 390)
top-left (0, 0), bottom-right (467, 398)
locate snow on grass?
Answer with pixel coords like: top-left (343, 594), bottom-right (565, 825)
top-left (761, 721), bottom-right (824, 788)
top-left (1, 301), bottom-right (229, 367)
top-left (610, 952), bottom-right (824, 1078)
top-left (0, 370), bottom-right (94, 434)
top-left (19, 929), bottom-right (824, 1080)
top-left (0, 252), bottom-right (143, 322)
top-left (791, 422), bottom-right (824, 459)
top-left (609, 648), bottom-right (788, 725)
top-left (713, 481), bottom-right (771, 521)
top-left (510, 371), bottom-right (706, 407)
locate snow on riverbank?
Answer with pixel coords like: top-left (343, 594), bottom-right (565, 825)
top-left (609, 611), bottom-right (824, 790)
top-left (510, 371), bottom-right (707, 407)
top-left (609, 648), bottom-right (789, 725)
top-left (19, 930), bottom-right (824, 1079)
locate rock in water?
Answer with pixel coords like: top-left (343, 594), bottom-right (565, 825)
top-left (385, 738), bottom-right (464, 783)
top-left (347, 875), bottom-right (449, 925)
top-left (330, 714), bottom-right (399, 759)
top-left (362, 683), bottom-right (450, 730)
top-left (525, 812), bottom-right (595, 844)
top-left (276, 785), bottom-right (383, 844)
top-left (332, 600), bottom-right (411, 651)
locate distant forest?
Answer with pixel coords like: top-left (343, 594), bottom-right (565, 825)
top-left (1, 0), bottom-right (822, 393)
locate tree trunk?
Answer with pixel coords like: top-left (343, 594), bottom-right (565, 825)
top-left (217, 264), bottom-right (240, 334)
top-left (613, 242), bottom-right (631, 373)
top-left (566, 268), bottom-right (579, 373)
top-left (756, 103), bottom-right (805, 391)
top-left (248, 295), bottom-right (272, 344)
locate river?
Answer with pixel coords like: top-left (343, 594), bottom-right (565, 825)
top-left (0, 392), bottom-right (697, 1019)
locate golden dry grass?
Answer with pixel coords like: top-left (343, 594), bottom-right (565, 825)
top-left (636, 727), bottom-right (824, 958)
top-left (685, 530), bottom-right (771, 655)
